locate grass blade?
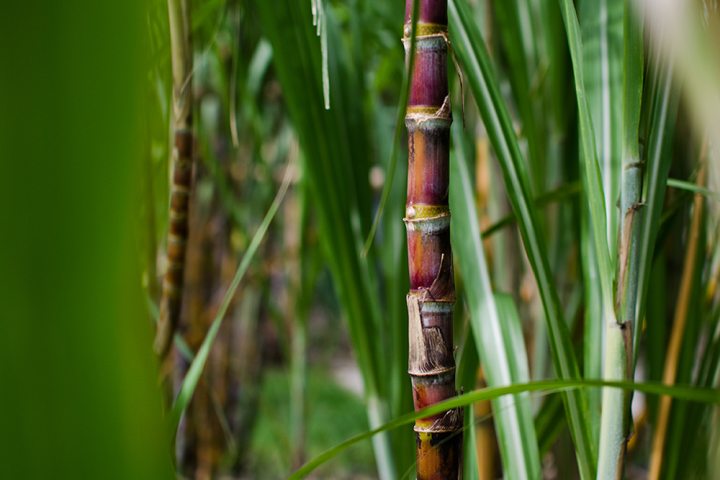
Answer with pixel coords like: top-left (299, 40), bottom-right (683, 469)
top-left (457, 312), bottom-right (480, 480)
top-left (0, 2), bottom-right (174, 477)
top-left (288, 379), bottom-right (720, 480)
top-left (491, 0), bottom-right (544, 191)
top-left (480, 180), bottom-right (581, 238)
top-left (667, 179), bottom-right (720, 203)
top-left (557, 0), bottom-right (614, 323)
top-left (579, 0), bottom-right (623, 264)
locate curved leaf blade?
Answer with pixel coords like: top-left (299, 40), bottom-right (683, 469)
top-left (288, 379), bottom-right (720, 480)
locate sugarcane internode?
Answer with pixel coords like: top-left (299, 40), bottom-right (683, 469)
top-left (403, 1), bottom-right (463, 478)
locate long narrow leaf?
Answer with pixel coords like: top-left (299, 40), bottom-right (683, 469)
top-left (579, 0), bottom-right (623, 264)
top-left (667, 179), bottom-right (720, 203)
top-left (289, 379), bottom-right (720, 480)
top-left (557, 0), bottom-right (614, 320)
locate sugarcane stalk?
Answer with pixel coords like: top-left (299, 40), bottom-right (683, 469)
top-left (154, 0), bottom-right (194, 359)
top-left (596, 3), bottom-right (642, 478)
top-left (403, 1), bottom-right (463, 478)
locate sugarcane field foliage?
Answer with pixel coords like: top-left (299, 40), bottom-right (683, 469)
top-left (3, 0), bottom-right (720, 479)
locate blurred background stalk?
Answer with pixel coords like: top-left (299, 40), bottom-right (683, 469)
top-left (155, 0), bottom-right (195, 361)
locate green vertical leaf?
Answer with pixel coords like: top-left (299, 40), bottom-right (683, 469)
top-left (579, 0), bottom-right (623, 265)
top-left (556, 0), bottom-right (614, 320)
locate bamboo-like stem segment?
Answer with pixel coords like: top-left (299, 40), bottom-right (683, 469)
top-left (647, 161), bottom-right (707, 480)
top-left (155, 0), bottom-right (194, 359)
top-left (596, 3), bottom-right (643, 479)
top-left (404, 2), bottom-right (462, 478)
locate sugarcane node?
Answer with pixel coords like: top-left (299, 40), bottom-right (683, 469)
top-left (623, 160), bottom-right (645, 170)
top-left (406, 205), bottom-right (417, 219)
top-left (413, 406), bottom-right (464, 433)
top-left (404, 205), bottom-right (451, 221)
top-left (402, 32), bottom-right (446, 51)
top-left (403, 211), bottom-right (451, 234)
top-left (406, 114), bottom-right (452, 131)
top-left (405, 97), bottom-right (453, 127)
top-left (407, 294), bottom-right (456, 376)
top-left (404, 23), bottom-right (448, 39)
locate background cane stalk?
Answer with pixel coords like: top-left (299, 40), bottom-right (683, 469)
top-left (154, 0), bottom-right (194, 359)
top-left (403, 1), bottom-right (463, 478)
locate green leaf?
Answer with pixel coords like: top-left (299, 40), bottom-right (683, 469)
top-left (557, 0), bottom-right (614, 322)
top-left (450, 132), bottom-right (542, 480)
top-left (481, 180), bottom-right (581, 238)
top-left (448, 0), bottom-right (596, 475)
top-left (535, 392), bottom-right (567, 456)
top-left (288, 379), bottom-right (720, 480)
top-left (457, 316), bottom-right (480, 480)
top-left (579, 0), bottom-right (623, 265)
top-left (667, 178), bottom-right (720, 203)
top-left (580, 195), bottom-right (603, 444)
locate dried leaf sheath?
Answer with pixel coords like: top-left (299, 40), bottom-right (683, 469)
top-left (155, 0), bottom-right (194, 359)
top-left (403, 1), bottom-right (462, 478)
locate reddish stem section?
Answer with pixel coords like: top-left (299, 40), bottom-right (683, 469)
top-left (407, 124), bottom-right (450, 206)
top-left (406, 225), bottom-right (451, 290)
top-left (404, 2), bottom-right (462, 479)
top-left (405, 0), bottom-right (448, 26)
top-left (408, 39), bottom-right (449, 108)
